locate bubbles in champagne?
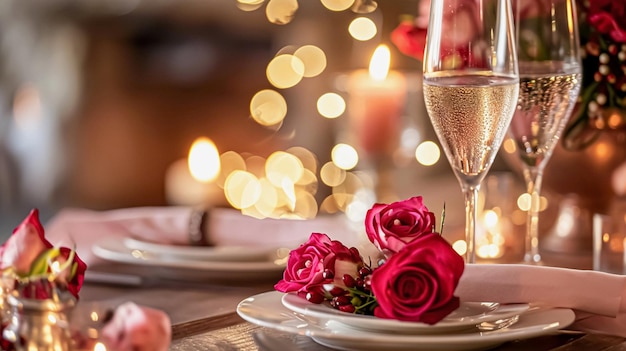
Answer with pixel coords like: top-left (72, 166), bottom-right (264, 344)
top-left (423, 75), bottom-right (519, 184)
top-left (508, 73), bottom-right (582, 167)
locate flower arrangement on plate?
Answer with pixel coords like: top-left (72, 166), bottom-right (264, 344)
top-left (274, 196), bottom-right (465, 325)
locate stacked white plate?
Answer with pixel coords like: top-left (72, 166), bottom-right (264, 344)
top-left (237, 291), bottom-right (576, 351)
top-left (91, 237), bottom-right (288, 281)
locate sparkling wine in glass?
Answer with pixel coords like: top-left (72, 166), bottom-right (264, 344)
top-left (510, 0), bottom-right (582, 264)
top-left (423, 0), bottom-right (519, 263)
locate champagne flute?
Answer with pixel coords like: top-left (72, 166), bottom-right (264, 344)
top-left (423, 0), bottom-right (519, 263)
top-left (510, 0), bottom-right (582, 265)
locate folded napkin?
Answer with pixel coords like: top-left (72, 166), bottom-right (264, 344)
top-left (456, 264), bottom-right (626, 337)
top-left (45, 206), bottom-right (361, 266)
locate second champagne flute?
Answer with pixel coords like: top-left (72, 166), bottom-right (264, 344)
top-left (510, 0), bottom-right (582, 265)
top-left (423, 0), bottom-right (519, 263)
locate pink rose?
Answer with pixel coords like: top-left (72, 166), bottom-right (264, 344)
top-left (101, 302), bottom-right (171, 351)
top-left (274, 233), bottom-right (363, 302)
top-left (365, 196), bottom-right (436, 256)
top-left (0, 209), bottom-right (50, 274)
top-left (370, 233), bottom-right (465, 324)
top-left (0, 209), bottom-right (87, 299)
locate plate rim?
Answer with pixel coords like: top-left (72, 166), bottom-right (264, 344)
top-left (122, 237), bottom-right (274, 262)
top-left (281, 292), bottom-right (530, 333)
top-left (236, 291), bottom-right (575, 347)
top-left (92, 237), bottom-right (286, 273)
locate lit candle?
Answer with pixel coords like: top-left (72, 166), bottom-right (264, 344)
top-left (164, 137), bottom-right (223, 206)
top-left (477, 209), bottom-right (506, 259)
top-left (347, 44), bottom-right (407, 157)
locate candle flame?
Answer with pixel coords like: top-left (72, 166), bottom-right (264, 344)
top-left (368, 44), bottom-right (391, 81)
top-left (188, 137), bottom-right (221, 183)
top-left (94, 342), bottom-right (107, 351)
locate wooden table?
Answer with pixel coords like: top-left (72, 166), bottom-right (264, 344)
top-left (78, 279), bottom-right (626, 351)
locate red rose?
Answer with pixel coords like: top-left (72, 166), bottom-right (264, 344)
top-left (588, 13), bottom-right (626, 43)
top-left (274, 233), bottom-right (363, 300)
top-left (390, 0), bottom-right (482, 67)
top-left (370, 233), bottom-right (464, 324)
top-left (365, 196), bottom-right (436, 256)
top-left (391, 20), bottom-right (427, 62)
top-left (0, 209), bottom-right (87, 299)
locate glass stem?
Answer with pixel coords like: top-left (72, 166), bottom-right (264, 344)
top-left (463, 185), bottom-right (479, 264)
top-left (523, 166), bottom-right (543, 264)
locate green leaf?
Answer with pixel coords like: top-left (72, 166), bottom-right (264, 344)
top-left (439, 202), bottom-right (446, 236)
top-left (27, 247), bottom-right (61, 277)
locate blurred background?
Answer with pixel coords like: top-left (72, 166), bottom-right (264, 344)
top-left (0, 0), bottom-right (524, 259)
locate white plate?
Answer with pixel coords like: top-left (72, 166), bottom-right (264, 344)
top-left (92, 238), bottom-right (287, 281)
top-left (123, 237), bottom-right (273, 262)
top-left (237, 291), bottom-right (575, 351)
top-left (281, 293), bottom-right (530, 334)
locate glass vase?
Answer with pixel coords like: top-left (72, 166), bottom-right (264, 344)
top-left (2, 292), bottom-right (76, 351)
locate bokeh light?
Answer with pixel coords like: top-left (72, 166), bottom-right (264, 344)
top-left (265, 151), bottom-right (304, 187)
top-left (320, 161), bottom-right (346, 187)
top-left (452, 240), bottom-right (467, 256)
top-left (415, 141), bottom-right (441, 166)
top-left (250, 89), bottom-right (287, 126)
top-left (266, 0), bottom-right (299, 24)
top-left (320, 0), bottom-right (355, 11)
top-left (266, 54), bottom-right (305, 89)
top-left (236, 0), bottom-right (265, 11)
top-left (331, 143), bottom-right (359, 170)
top-left (517, 193), bottom-right (549, 212)
top-left (286, 146), bottom-right (318, 173)
top-left (216, 151), bottom-right (246, 188)
top-left (224, 170), bottom-right (262, 209)
top-left (502, 139), bottom-right (516, 154)
top-left (317, 93), bottom-right (346, 119)
top-left (348, 17), bottom-right (377, 41)
top-left (294, 45), bottom-right (327, 78)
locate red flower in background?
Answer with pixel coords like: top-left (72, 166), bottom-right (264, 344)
top-left (587, 0), bottom-right (626, 43)
top-left (390, 0), bottom-right (483, 68)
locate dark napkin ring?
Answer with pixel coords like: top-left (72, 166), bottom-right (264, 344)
top-left (188, 208), bottom-right (210, 246)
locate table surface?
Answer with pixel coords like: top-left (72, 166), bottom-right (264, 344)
top-left (79, 277), bottom-right (626, 351)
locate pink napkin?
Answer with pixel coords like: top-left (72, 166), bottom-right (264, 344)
top-left (456, 264), bottom-right (626, 337)
top-left (100, 302), bottom-right (171, 351)
top-left (45, 206), bottom-right (358, 265)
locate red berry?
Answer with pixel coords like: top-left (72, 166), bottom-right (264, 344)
top-left (342, 274), bottom-right (356, 288)
top-left (358, 267), bottom-right (372, 277)
top-left (339, 304), bottom-right (356, 313)
top-left (334, 295), bottom-right (351, 306)
top-left (306, 291), bottom-right (325, 304)
top-left (328, 286), bottom-right (347, 297)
